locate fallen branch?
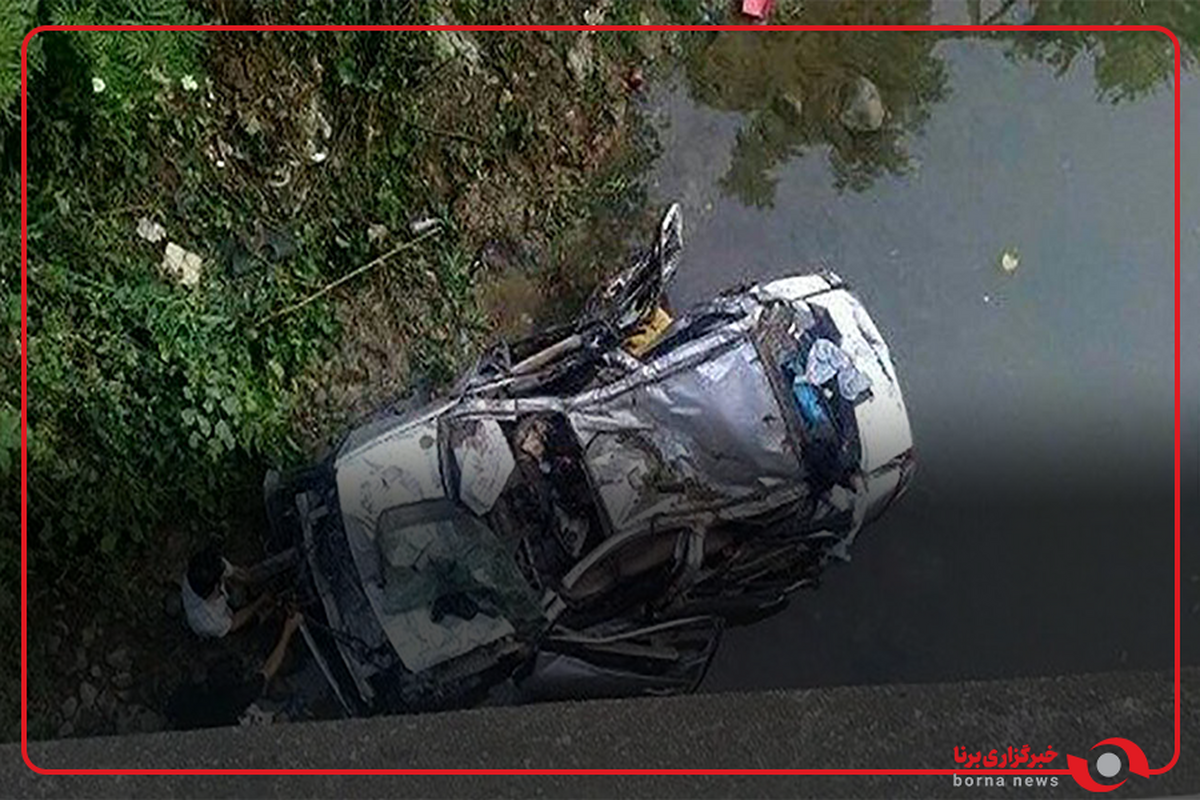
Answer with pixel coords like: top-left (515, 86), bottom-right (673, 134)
top-left (406, 120), bottom-right (486, 147)
top-left (261, 225), bottom-right (442, 324)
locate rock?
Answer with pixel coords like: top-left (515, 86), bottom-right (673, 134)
top-left (105, 647), bottom-right (132, 671)
top-left (98, 689), bottom-right (118, 719)
top-left (90, 663), bottom-right (102, 679)
top-left (112, 671), bottom-right (133, 690)
top-left (119, 704), bottom-right (164, 735)
top-left (114, 707), bottom-right (136, 736)
top-left (56, 721), bottom-right (74, 738)
top-left (137, 708), bottom-right (167, 734)
top-left (81, 625), bottom-right (96, 647)
top-left (772, 91), bottom-right (805, 125)
top-left (79, 681), bottom-right (97, 711)
top-left (840, 76), bottom-right (885, 133)
top-left (67, 645), bottom-right (86, 675)
top-left (566, 33), bottom-right (594, 84)
top-left (60, 696), bottom-right (78, 720)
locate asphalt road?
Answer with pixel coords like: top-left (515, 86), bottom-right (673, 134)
top-left (6, 668), bottom-right (1196, 798)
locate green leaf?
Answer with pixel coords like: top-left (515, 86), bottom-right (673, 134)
top-left (337, 56), bottom-right (359, 87)
top-left (0, 406), bottom-right (19, 475)
top-left (0, 406), bottom-right (18, 449)
top-left (214, 419), bottom-right (234, 450)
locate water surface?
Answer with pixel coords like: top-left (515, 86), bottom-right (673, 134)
top-left (641, 32), bottom-right (1196, 690)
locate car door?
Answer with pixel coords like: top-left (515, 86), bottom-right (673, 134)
top-left (518, 615), bottom-right (723, 702)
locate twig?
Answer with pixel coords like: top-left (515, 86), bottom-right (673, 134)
top-left (407, 120), bottom-right (485, 147)
top-left (261, 226), bottom-right (442, 324)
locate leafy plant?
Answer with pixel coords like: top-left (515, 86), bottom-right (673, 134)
top-left (0, 1), bottom-right (40, 122)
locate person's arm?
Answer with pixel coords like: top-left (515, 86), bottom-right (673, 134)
top-left (226, 564), bottom-right (252, 584)
top-left (259, 611), bottom-right (303, 685)
top-left (228, 591), bottom-right (272, 633)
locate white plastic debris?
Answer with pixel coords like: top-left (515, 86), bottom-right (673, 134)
top-left (136, 217), bottom-right (166, 243)
top-left (181, 75), bottom-right (199, 92)
top-left (367, 223), bottom-right (389, 243)
top-left (304, 99), bottom-right (333, 164)
top-left (1000, 249), bottom-right (1020, 273)
top-left (161, 242), bottom-right (203, 287)
top-left (410, 217), bottom-right (441, 235)
top-left (92, 77), bottom-right (106, 94)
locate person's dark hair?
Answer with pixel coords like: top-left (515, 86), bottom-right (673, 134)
top-left (187, 546), bottom-right (225, 599)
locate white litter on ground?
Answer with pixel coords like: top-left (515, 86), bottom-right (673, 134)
top-left (136, 217), bottom-right (166, 243)
top-left (367, 223), bottom-right (389, 243)
top-left (161, 242), bottom-right (203, 287)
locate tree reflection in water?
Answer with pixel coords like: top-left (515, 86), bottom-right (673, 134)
top-left (676, 0), bottom-right (1196, 207)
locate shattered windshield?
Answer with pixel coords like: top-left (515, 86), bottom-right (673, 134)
top-left (373, 500), bottom-right (543, 673)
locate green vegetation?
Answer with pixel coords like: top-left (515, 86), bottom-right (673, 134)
top-left (1, 0), bottom-right (709, 743)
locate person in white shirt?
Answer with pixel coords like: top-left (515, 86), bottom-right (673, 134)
top-left (181, 546), bottom-right (274, 638)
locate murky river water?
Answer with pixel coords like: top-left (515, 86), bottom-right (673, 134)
top-left (640, 32), bottom-right (1197, 691)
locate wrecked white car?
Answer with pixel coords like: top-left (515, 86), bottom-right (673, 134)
top-left (264, 204), bottom-right (914, 714)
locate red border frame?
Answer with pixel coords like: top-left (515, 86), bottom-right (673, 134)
top-left (19, 22), bottom-right (1182, 779)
